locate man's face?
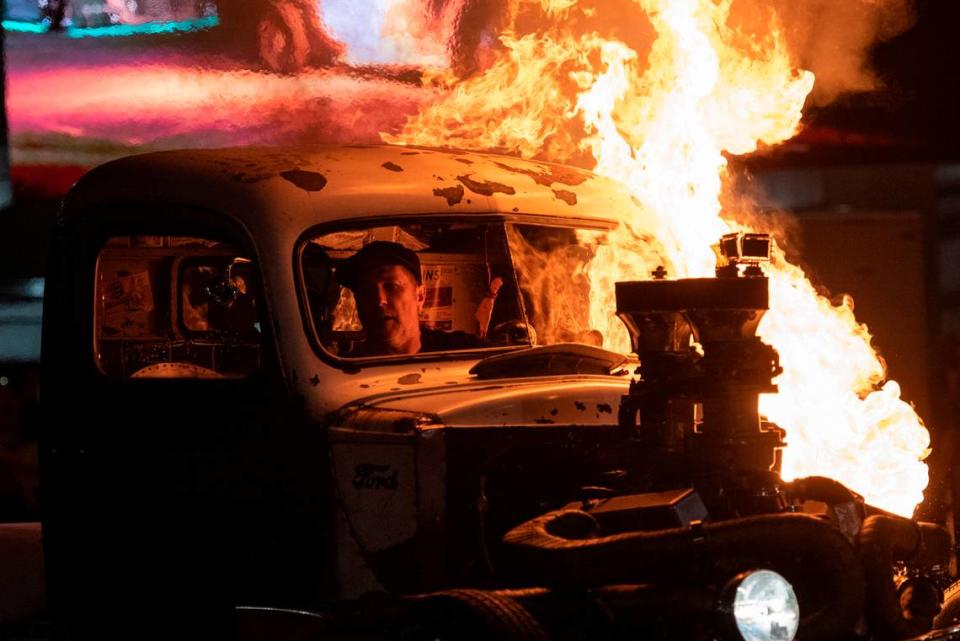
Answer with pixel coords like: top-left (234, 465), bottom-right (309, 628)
top-left (353, 264), bottom-right (425, 354)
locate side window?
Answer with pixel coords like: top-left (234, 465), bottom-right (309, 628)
top-left (94, 236), bottom-right (262, 379)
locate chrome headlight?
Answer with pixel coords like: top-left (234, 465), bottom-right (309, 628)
top-left (723, 569), bottom-right (800, 641)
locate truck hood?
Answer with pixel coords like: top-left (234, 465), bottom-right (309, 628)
top-left (324, 344), bottom-right (635, 432)
top-left (332, 373), bottom-right (631, 431)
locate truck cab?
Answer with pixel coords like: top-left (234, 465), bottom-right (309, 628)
top-left (40, 145), bottom-right (645, 639)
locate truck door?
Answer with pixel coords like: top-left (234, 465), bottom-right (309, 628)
top-left (41, 211), bottom-right (329, 640)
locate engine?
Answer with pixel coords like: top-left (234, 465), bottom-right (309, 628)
top-left (485, 233), bottom-right (952, 641)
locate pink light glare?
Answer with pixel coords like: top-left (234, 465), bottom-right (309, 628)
top-left (7, 62), bottom-right (429, 148)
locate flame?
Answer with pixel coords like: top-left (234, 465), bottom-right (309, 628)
top-left (759, 248), bottom-right (930, 515)
top-left (383, 30), bottom-right (601, 158)
top-left (383, 0), bottom-right (929, 515)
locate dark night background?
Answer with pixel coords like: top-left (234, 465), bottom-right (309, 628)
top-left (784, 0), bottom-right (960, 163)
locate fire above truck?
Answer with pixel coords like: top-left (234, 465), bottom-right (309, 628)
top-left (39, 145), bottom-right (960, 641)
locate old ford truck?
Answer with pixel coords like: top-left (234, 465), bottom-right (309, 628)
top-left (39, 145), bottom-right (960, 641)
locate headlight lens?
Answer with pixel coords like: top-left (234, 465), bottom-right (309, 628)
top-left (729, 569), bottom-right (800, 641)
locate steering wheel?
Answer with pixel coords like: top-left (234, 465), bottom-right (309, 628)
top-left (130, 362), bottom-right (226, 379)
top-left (486, 320), bottom-right (537, 346)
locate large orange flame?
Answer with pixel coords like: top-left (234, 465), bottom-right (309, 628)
top-left (383, 0), bottom-right (929, 515)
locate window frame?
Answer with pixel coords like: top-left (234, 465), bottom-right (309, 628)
top-left (84, 204), bottom-right (274, 383)
top-left (294, 213), bottom-right (617, 369)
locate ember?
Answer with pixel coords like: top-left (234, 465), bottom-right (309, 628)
top-left (384, 0), bottom-right (929, 515)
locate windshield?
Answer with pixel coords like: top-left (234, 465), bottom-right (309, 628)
top-left (299, 220), bottom-right (619, 361)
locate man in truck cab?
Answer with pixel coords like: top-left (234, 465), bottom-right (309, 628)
top-left (335, 240), bottom-right (478, 356)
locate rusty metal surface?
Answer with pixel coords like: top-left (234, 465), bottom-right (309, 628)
top-left (61, 145), bottom-right (637, 231)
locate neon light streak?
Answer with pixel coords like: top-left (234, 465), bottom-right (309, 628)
top-left (2, 16), bottom-right (218, 38)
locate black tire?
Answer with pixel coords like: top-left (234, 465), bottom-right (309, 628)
top-left (395, 589), bottom-right (548, 641)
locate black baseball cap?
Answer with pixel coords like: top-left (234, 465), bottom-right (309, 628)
top-left (335, 241), bottom-right (422, 289)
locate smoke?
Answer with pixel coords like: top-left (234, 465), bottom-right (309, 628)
top-left (323, 0), bottom-right (450, 66)
top-left (769, 0), bottom-right (915, 105)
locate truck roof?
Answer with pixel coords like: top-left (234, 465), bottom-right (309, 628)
top-left (61, 144), bottom-right (640, 229)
